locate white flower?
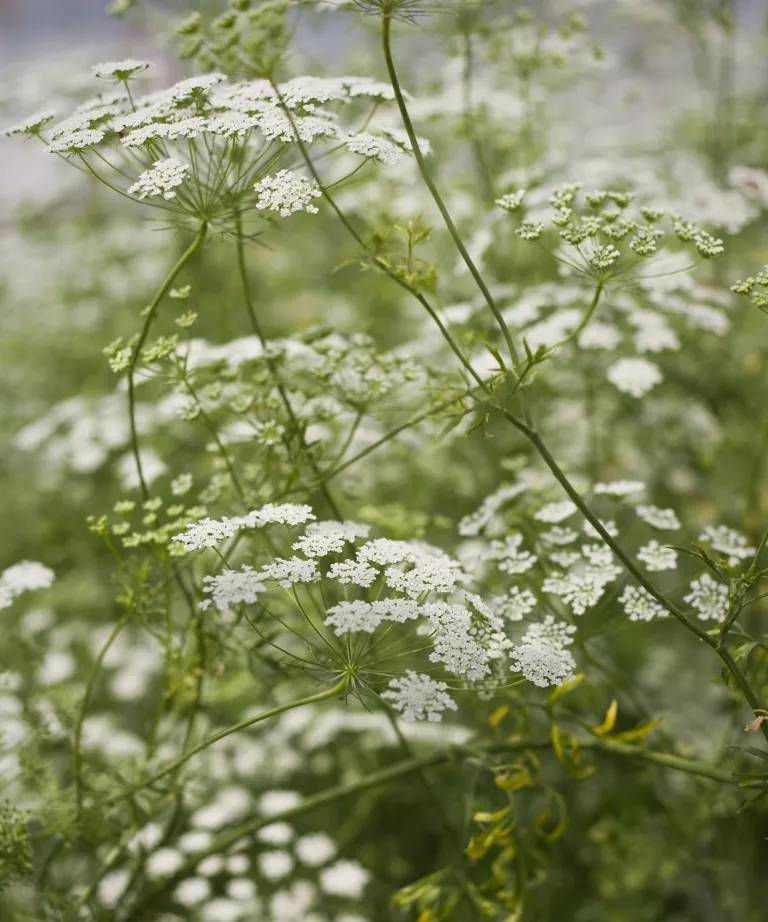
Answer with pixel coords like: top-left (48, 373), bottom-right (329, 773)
top-left (489, 534), bottom-right (537, 575)
top-left (458, 482), bottom-right (526, 537)
top-left (684, 573), bottom-right (729, 622)
top-left (295, 833), bottom-right (336, 867)
top-left (698, 525), bottom-right (755, 566)
top-left (4, 109), bottom-right (55, 137)
top-left (637, 540), bottom-right (678, 572)
top-left (174, 877), bottom-right (211, 907)
top-left (319, 860), bottom-right (371, 899)
top-left (258, 789), bottom-right (301, 815)
top-left (619, 585), bottom-right (667, 622)
top-left (326, 559), bottom-right (378, 587)
top-left (606, 357), bottom-right (662, 398)
top-left (145, 847), bottom-right (184, 879)
top-left (541, 526), bottom-right (579, 545)
top-left (92, 59), bottom-right (151, 80)
top-left (259, 850), bottom-right (294, 880)
top-left (426, 602), bottom-right (491, 680)
top-left (542, 571), bottom-right (608, 615)
top-left (202, 567), bottom-right (265, 612)
top-left (495, 587), bottom-right (536, 621)
top-left (382, 671), bottom-right (458, 722)
top-left (244, 503), bottom-right (316, 527)
top-left (97, 869), bottom-right (130, 908)
top-left (254, 170), bottom-right (321, 216)
top-left (325, 600), bottom-right (383, 635)
top-left (589, 244), bottom-right (621, 269)
top-left (384, 551), bottom-right (465, 597)
top-left (511, 616), bottom-right (576, 688)
top-left (128, 158), bottom-right (189, 201)
top-left (257, 822), bottom-right (294, 845)
top-left (0, 560), bottom-right (55, 610)
top-left (535, 500), bottom-right (577, 523)
top-left (594, 480), bottom-right (645, 497)
top-left (635, 504), bottom-right (681, 530)
top-left (48, 128), bottom-right (104, 153)
top-left (495, 190), bottom-right (525, 212)
top-left (201, 898), bottom-right (246, 922)
top-left (292, 520), bottom-right (370, 557)
top-left (174, 503), bottom-right (315, 552)
top-left (258, 557), bottom-right (320, 588)
top-left (345, 131), bottom-right (403, 165)
top-left (173, 516), bottom-right (241, 552)
top-left (582, 518), bottom-right (619, 539)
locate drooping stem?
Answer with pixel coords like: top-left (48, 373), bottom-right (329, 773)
top-left (128, 222), bottom-right (208, 499)
top-left (111, 675), bottom-right (348, 803)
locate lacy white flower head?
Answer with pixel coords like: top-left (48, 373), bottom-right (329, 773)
top-left (619, 585), bottom-right (667, 622)
top-left (173, 503), bottom-right (315, 552)
top-left (698, 525), bottom-right (755, 567)
top-left (635, 504), bottom-right (681, 530)
top-left (684, 573), bottom-right (729, 622)
top-left (27, 64), bottom-right (407, 231)
top-left (382, 671), bottom-right (458, 722)
top-left (0, 560), bottom-right (55, 610)
top-left (606, 357), bottom-right (662, 398)
top-left (253, 170), bottom-right (321, 216)
top-left (498, 181), bottom-right (725, 285)
top-left (457, 481), bottom-right (527, 537)
top-left (92, 59), bottom-right (151, 81)
top-left (190, 505), bottom-right (588, 718)
top-left (510, 616), bottom-right (576, 688)
top-left (344, 131), bottom-right (403, 166)
top-left (128, 158), bottom-right (190, 201)
top-left (637, 540), bottom-right (678, 572)
top-left (4, 109), bottom-right (56, 138)
top-left (594, 480), bottom-right (645, 497)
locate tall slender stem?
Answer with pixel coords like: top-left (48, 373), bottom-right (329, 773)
top-left (381, 14), bottom-right (519, 373)
top-left (495, 406), bottom-right (768, 742)
top-left (128, 223), bottom-right (208, 499)
top-left (72, 614), bottom-right (130, 819)
top-left (234, 214), bottom-right (344, 519)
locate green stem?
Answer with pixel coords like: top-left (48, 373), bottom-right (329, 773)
top-left (267, 81), bottom-right (490, 395)
top-left (234, 213), bottom-right (344, 519)
top-left (72, 614), bottom-right (130, 820)
top-left (128, 222), bottom-right (208, 499)
top-left (495, 407), bottom-right (768, 743)
top-left (119, 732), bottom-right (761, 915)
top-left (381, 14), bottom-right (519, 373)
top-left (111, 676), bottom-right (348, 803)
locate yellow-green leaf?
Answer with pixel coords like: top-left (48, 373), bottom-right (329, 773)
top-left (591, 698), bottom-right (618, 736)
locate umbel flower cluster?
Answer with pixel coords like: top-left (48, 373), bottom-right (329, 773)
top-left (5, 61), bottom-right (416, 230)
top-left (173, 501), bottom-right (580, 719)
top-left (496, 181), bottom-right (724, 287)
